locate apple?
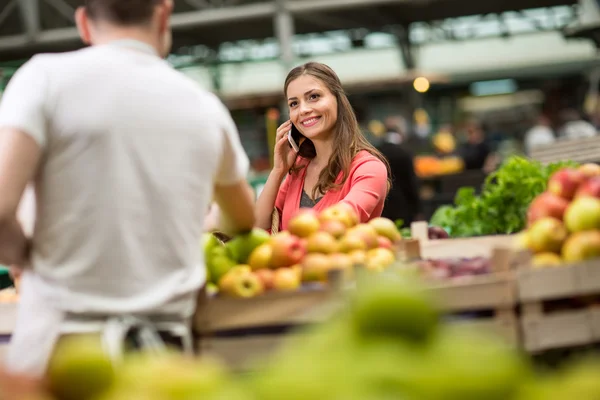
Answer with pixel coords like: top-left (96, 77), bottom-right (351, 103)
top-left (377, 236), bottom-right (393, 249)
top-left (218, 266), bottom-right (264, 298)
top-left (336, 202), bottom-right (360, 226)
top-left (306, 231), bottom-right (338, 254)
top-left (301, 253), bottom-right (333, 282)
top-left (562, 231), bottom-right (600, 263)
top-left (202, 233), bottom-right (222, 257)
top-left (513, 231), bottom-right (531, 251)
top-left (273, 268), bottom-right (301, 292)
top-left (224, 228), bottom-right (271, 264)
top-left (368, 217), bottom-right (401, 242)
top-left (348, 249), bottom-right (367, 266)
top-left (527, 217), bottom-right (568, 253)
top-left (328, 253), bottom-right (353, 270)
top-left (319, 204), bottom-right (356, 228)
top-left (576, 176), bottom-right (600, 199)
top-left (270, 234), bottom-right (306, 268)
top-left (531, 252), bottom-right (562, 268)
top-left (338, 234), bottom-right (368, 253)
top-left (205, 246), bottom-right (237, 285)
top-left (564, 197), bottom-right (600, 232)
top-left (578, 163), bottom-right (600, 178)
top-left (548, 168), bottom-right (585, 200)
top-left (288, 208), bottom-right (321, 238)
top-left (254, 268), bottom-right (275, 291)
top-left (319, 220), bottom-right (347, 239)
top-left (365, 247), bottom-right (396, 271)
top-left (527, 192), bottom-right (570, 225)
top-left (48, 335), bottom-right (115, 400)
top-left (247, 243), bottom-right (273, 270)
top-left (347, 224), bottom-right (379, 249)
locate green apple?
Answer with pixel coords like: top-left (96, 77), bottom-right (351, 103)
top-left (350, 276), bottom-right (439, 343)
top-left (206, 246), bottom-right (236, 285)
top-left (47, 335), bottom-right (115, 400)
top-left (225, 228), bottom-right (271, 264)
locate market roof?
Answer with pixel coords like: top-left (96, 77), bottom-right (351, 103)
top-left (0, 0), bottom-right (578, 62)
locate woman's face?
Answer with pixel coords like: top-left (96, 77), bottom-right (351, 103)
top-left (287, 75), bottom-right (338, 141)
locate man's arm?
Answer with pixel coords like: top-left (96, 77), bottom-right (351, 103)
top-left (213, 181), bottom-right (256, 236)
top-left (0, 128), bottom-right (41, 266)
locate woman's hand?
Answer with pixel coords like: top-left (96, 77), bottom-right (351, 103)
top-left (273, 120), bottom-right (298, 174)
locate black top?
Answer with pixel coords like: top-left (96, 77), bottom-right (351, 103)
top-left (300, 190), bottom-right (322, 208)
top-left (458, 141), bottom-right (491, 170)
top-left (377, 142), bottom-right (421, 226)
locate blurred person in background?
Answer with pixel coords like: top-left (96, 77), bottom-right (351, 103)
top-left (524, 114), bottom-right (555, 154)
top-left (457, 119), bottom-right (494, 171)
top-left (558, 108), bottom-right (598, 140)
top-left (0, 0), bottom-right (255, 378)
top-left (377, 116), bottom-right (422, 227)
top-left (255, 62), bottom-right (390, 232)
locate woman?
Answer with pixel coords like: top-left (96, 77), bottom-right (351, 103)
top-left (256, 62), bottom-right (390, 232)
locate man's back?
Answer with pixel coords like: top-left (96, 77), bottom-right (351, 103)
top-left (0, 42), bottom-right (248, 316)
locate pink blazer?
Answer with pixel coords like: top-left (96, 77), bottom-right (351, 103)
top-left (274, 150), bottom-right (388, 232)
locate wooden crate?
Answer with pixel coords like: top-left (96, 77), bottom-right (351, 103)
top-left (193, 272), bottom-right (346, 370)
top-left (518, 260), bottom-right (600, 353)
top-left (529, 136), bottom-right (600, 165)
top-left (406, 223), bottom-right (520, 344)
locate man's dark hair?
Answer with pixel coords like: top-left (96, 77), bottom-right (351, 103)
top-left (85, 0), bottom-right (162, 25)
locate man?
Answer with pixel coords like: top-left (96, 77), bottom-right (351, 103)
top-left (377, 117), bottom-right (421, 227)
top-left (0, 0), bottom-right (255, 377)
top-left (524, 114), bottom-right (555, 154)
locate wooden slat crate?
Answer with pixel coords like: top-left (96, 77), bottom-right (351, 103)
top-left (518, 260), bottom-right (600, 352)
top-left (529, 136), bottom-right (600, 165)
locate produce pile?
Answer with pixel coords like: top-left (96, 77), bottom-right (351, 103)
top-left (204, 203), bottom-right (402, 298)
top-left (6, 273), bottom-right (600, 400)
top-left (518, 163), bottom-right (600, 266)
top-left (413, 257), bottom-right (492, 281)
top-left (430, 156), bottom-right (578, 238)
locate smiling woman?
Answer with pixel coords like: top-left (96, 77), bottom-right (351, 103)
top-left (255, 62), bottom-right (391, 232)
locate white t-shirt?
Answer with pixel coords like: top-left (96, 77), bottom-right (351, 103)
top-left (524, 125), bottom-right (555, 153)
top-left (0, 40), bottom-right (249, 319)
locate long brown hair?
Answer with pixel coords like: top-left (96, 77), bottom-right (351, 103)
top-left (284, 62), bottom-right (391, 199)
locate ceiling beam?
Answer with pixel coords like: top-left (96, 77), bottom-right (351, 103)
top-left (43, 0), bottom-right (75, 23)
top-left (18, 0), bottom-right (40, 40)
top-left (0, 0), bottom-right (18, 31)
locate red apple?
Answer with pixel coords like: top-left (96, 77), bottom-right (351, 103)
top-left (320, 220), bottom-right (347, 239)
top-left (548, 168), bottom-right (585, 200)
top-left (288, 208), bottom-right (321, 238)
top-left (576, 176), bottom-right (600, 199)
top-left (578, 163), bottom-right (600, 178)
top-left (527, 192), bottom-right (570, 225)
top-left (377, 236), bottom-right (393, 249)
top-left (306, 231), bottom-right (338, 254)
top-left (254, 269), bottom-right (275, 291)
top-left (270, 234), bottom-right (306, 268)
top-left (272, 268), bottom-right (301, 292)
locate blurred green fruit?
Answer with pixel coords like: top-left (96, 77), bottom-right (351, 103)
top-left (225, 228), bottom-right (271, 264)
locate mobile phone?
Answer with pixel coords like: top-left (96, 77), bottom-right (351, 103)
top-left (287, 124), bottom-right (303, 152)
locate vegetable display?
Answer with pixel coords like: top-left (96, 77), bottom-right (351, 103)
top-left (430, 156), bottom-right (578, 238)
